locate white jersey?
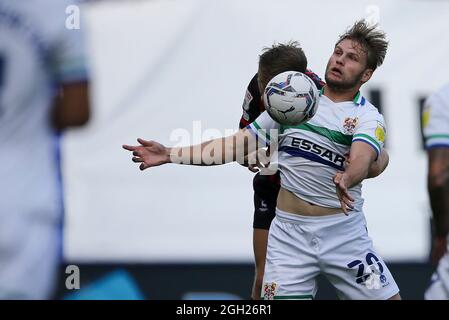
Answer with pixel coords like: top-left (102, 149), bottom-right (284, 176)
top-left (248, 91), bottom-right (386, 211)
top-left (0, 0), bottom-right (88, 220)
top-left (423, 83), bottom-right (449, 149)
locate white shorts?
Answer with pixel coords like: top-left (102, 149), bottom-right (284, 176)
top-left (425, 251), bottom-right (449, 300)
top-left (262, 208), bottom-right (399, 300)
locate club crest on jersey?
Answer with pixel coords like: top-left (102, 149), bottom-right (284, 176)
top-left (375, 121), bottom-right (386, 143)
top-left (343, 117), bottom-right (358, 135)
top-left (263, 282), bottom-right (277, 300)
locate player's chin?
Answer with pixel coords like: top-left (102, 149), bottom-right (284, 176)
top-left (326, 74), bottom-right (344, 85)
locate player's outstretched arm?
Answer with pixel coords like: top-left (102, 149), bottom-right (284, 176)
top-left (123, 128), bottom-right (259, 170)
top-left (334, 141), bottom-right (377, 214)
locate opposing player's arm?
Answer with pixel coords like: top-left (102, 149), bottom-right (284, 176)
top-left (239, 74), bottom-right (262, 168)
top-left (123, 127), bottom-right (260, 170)
top-left (239, 74), bottom-right (261, 128)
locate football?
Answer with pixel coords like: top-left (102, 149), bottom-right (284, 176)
top-left (263, 71), bottom-right (320, 126)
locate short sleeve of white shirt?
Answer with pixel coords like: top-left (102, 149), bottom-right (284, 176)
top-left (48, 0), bottom-right (88, 83)
top-left (423, 84), bottom-right (449, 149)
top-left (246, 111), bottom-right (280, 146)
top-left (352, 109), bottom-right (386, 158)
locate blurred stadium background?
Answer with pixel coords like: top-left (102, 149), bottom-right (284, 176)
top-left (52, 0), bottom-right (449, 299)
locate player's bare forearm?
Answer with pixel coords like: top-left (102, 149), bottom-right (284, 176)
top-left (169, 136), bottom-right (235, 166)
top-left (344, 153), bottom-right (372, 188)
top-left (169, 129), bottom-right (257, 165)
top-left (427, 148), bottom-right (449, 237)
top-left (334, 156), bottom-right (371, 214)
top-left (367, 149), bottom-right (389, 178)
top-left (123, 128), bottom-right (259, 170)
top-left (334, 142), bottom-right (377, 214)
top-left (342, 141), bottom-right (377, 188)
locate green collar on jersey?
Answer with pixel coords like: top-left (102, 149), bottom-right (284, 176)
top-left (320, 87), bottom-right (366, 106)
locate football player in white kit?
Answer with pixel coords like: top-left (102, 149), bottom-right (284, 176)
top-left (123, 20), bottom-right (400, 300)
top-left (0, 0), bottom-right (90, 299)
top-left (423, 83), bottom-right (449, 300)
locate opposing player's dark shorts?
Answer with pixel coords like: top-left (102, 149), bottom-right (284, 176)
top-left (253, 173), bottom-right (280, 230)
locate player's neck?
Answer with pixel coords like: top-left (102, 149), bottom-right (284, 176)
top-left (322, 85), bottom-right (360, 103)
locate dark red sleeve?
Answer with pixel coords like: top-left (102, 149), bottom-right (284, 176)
top-left (239, 73), bottom-right (264, 129)
top-left (305, 69), bottom-right (325, 90)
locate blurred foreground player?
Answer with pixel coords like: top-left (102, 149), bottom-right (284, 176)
top-left (0, 0), bottom-right (90, 299)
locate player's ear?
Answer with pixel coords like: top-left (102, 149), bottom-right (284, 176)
top-left (361, 68), bottom-right (373, 84)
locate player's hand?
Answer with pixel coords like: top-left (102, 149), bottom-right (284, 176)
top-left (248, 161), bottom-right (263, 173)
top-left (430, 236), bottom-right (447, 265)
top-left (333, 172), bottom-right (354, 215)
top-left (247, 149), bottom-right (270, 173)
top-left (122, 138), bottom-right (170, 170)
